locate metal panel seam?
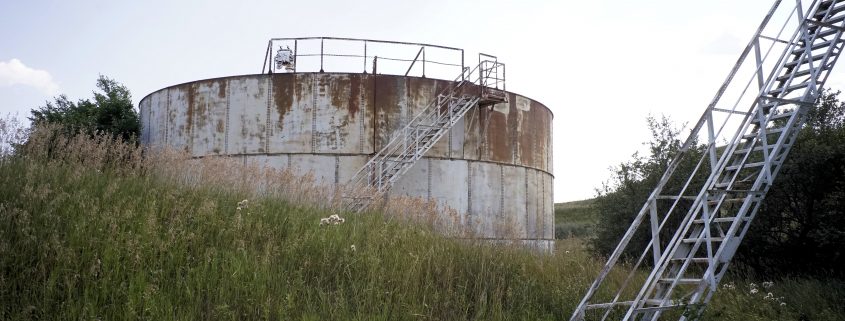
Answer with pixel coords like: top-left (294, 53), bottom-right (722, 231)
top-left (265, 77), bottom-right (272, 153)
top-left (500, 164), bottom-right (505, 221)
top-left (225, 79), bottom-right (231, 154)
top-left (427, 158), bottom-right (432, 200)
top-left (541, 173), bottom-right (546, 240)
top-left (467, 161), bottom-right (473, 229)
top-left (311, 76), bottom-right (318, 153)
top-left (165, 89), bottom-right (170, 145)
top-left (524, 167), bottom-right (529, 237)
top-left (334, 155), bottom-right (340, 185)
top-left (359, 78), bottom-right (365, 154)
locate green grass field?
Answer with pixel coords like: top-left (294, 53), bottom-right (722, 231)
top-left (1, 132), bottom-right (843, 320)
top-left (554, 199), bottom-right (597, 239)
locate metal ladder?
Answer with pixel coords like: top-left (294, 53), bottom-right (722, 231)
top-left (343, 58), bottom-right (506, 213)
top-left (572, 1), bottom-right (845, 320)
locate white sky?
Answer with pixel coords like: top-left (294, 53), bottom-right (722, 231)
top-left (3, 0), bottom-right (845, 202)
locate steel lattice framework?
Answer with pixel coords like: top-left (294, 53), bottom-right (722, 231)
top-left (343, 56), bottom-right (507, 212)
top-left (571, 0), bottom-right (845, 320)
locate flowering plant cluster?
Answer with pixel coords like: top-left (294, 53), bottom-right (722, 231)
top-left (236, 199), bottom-right (249, 211)
top-left (320, 214), bottom-right (346, 226)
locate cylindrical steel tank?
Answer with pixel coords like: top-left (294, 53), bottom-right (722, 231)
top-left (139, 72), bottom-right (554, 250)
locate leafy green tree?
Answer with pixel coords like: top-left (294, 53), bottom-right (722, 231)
top-left (29, 75), bottom-right (139, 140)
top-left (591, 115), bottom-right (705, 259)
top-left (737, 90), bottom-right (845, 277)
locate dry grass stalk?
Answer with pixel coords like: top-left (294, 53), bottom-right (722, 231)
top-left (16, 120), bottom-right (466, 235)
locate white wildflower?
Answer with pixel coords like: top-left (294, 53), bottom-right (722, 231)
top-left (237, 199), bottom-right (249, 210)
top-left (762, 281), bottom-right (774, 288)
top-left (764, 292), bottom-right (774, 300)
top-left (750, 288), bottom-right (759, 294)
top-left (722, 282), bottom-right (736, 290)
top-left (320, 214), bottom-right (346, 226)
top-left (350, 245), bottom-right (356, 251)
top-left (780, 302), bottom-right (786, 306)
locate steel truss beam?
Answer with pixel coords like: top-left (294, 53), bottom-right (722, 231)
top-left (572, 1), bottom-right (845, 320)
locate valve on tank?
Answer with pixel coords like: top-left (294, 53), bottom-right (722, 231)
top-left (274, 46), bottom-right (295, 72)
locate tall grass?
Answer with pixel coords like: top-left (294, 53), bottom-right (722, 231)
top-left (0, 120), bottom-right (842, 320)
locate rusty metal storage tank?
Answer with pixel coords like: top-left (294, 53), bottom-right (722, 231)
top-left (138, 37), bottom-right (554, 250)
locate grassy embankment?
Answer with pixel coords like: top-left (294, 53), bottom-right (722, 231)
top-left (0, 127), bottom-right (843, 320)
top-left (554, 199), bottom-right (597, 239)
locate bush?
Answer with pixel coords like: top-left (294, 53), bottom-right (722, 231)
top-left (29, 75), bottom-right (139, 141)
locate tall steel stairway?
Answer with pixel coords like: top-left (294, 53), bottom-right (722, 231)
top-left (343, 58), bottom-right (506, 213)
top-left (572, 1), bottom-right (845, 320)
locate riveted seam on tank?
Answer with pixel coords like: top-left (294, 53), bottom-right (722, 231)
top-left (145, 99), bottom-right (151, 145)
top-left (334, 155), bottom-right (340, 185)
top-left (165, 89), bottom-right (170, 145)
top-left (541, 173), bottom-right (546, 240)
top-left (224, 79), bottom-right (231, 154)
top-left (311, 76), bottom-right (318, 153)
top-left (447, 121), bottom-right (452, 159)
top-left (466, 161), bottom-right (472, 231)
top-left (426, 158), bottom-right (432, 200)
top-left (265, 76), bottom-right (272, 153)
top-left (359, 79), bottom-right (365, 154)
top-left (543, 171), bottom-right (555, 239)
top-left (524, 166), bottom-right (529, 239)
top-left (499, 164), bottom-right (505, 223)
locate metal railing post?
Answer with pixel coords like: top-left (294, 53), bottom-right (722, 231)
top-left (422, 46), bottom-right (426, 78)
top-left (320, 38), bottom-right (324, 73)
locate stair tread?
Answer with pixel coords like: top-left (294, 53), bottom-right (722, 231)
top-left (658, 278), bottom-right (703, 284)
top-left (682, 236), bottom-right (725, 243)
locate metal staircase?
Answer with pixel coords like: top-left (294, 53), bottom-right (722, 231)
top-left (572, 1), bottom-right (845, 320)
top-left (343, 58), bottom-right (506, 212)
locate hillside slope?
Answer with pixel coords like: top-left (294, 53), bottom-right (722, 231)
top-left (0, 131), bottom-right (842, 320)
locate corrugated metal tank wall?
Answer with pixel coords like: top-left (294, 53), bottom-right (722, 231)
top-left (139, 73), bottom-right (554, 250)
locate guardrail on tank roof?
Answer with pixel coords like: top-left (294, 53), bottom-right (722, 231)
top-left (262, 37), bottom-right (467, 81)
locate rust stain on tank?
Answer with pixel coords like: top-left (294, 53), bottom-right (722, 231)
top-left (462, 107), bottom-right (482, 159)
top-left (193, 83), bottom-right (209, 126)
top-left (486, 103), bottom-right (511, 163)
top-left (534, 101), bottom-right (551, 170)
top-left (183, 85), bottom-right (195, 153)
top-left (374, 75), bottom-right (400, 150)
top-left (506, 94), bottom-right (520, 164)
top-left (329, 75), bottom-right (349, 112)
top-left (348, 75), bottom-right (361, 117)
top-left (272, 74), bottom-right (294, 127)
top-left (217, 79), bottom-right (227, 99)
top-left (518, 105), bottom-right (536, 167)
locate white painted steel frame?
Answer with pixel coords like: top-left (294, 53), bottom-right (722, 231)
top-left (571, 1), bottom-right (845, 320)
top-left (343, 58), bottom-right (507, 212)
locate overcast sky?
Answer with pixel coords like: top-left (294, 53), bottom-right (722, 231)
top-left (3, 0), bottom-right (844, 202)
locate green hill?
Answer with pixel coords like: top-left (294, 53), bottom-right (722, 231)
top-left (554, 199), bottom-right (597, 239)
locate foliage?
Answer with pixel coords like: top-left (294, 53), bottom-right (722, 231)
top-left (29, 75), bottom-right (139, 140)
top-left (591, 90), bottom-right (845, 278)
top-left (590, 115), bottom-right (705, 259)
top-left (0, 118), bottom-right (842, 320)
top-left (737, 90), bottom-right (845, 277)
